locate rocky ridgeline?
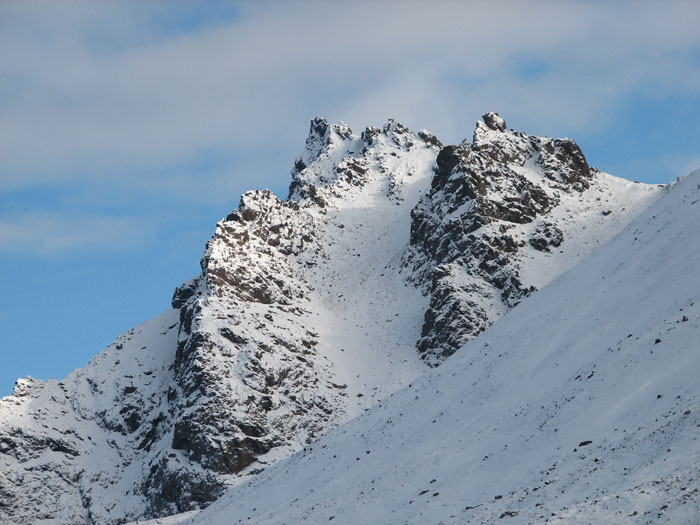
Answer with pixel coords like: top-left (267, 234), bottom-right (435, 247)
top-left (405, 112), bottom-right (600, 364)
top-left (288, 116), bottom-right (436, 206)
top-left (0, 113), bottom-right (661, 524)
top-left (149, 118), bottom-right (438, 514)
top-left (154, 188), bottom-right (345, 513)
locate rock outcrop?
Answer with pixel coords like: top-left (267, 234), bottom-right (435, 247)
top-left (405, 113), bottom-right (612, 364)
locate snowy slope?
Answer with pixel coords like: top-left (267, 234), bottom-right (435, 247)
top-left (0, 310), bottom-right (181, 523)
top-left (0, 114), bottom-right (666, 524)
top-left (187, 169), bottom-right (700, 524)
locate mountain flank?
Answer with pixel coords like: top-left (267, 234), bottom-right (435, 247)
top-left (0, 113), bottom-right (664, 524)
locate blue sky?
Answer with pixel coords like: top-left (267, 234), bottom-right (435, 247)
top-left (1, 1), bottom-right (699, 395)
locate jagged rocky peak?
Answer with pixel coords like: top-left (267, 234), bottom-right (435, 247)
top-left (405, 112), bottom-right (626, 365)
top-left (410, 111), bottom-right (595, 273)
top-left (302, 116), bottom-right (353, 163)
top-left (227, 189), bottom-right (287, 222)
top-left (201, 189), bottom-right (315, 307)
top-left (482, 111), bottom-right (507, 131)
top-left (473, 112), bottom-right (593, 188)
top-left (0, 112), bottom-right (665, 525)
top-left (288, 116), bottom-right (441, 205)
top-left (157, 169), bottom-right (338, 510)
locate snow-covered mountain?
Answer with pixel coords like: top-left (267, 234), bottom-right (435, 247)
top-left (0, 114), bottom-right (666, 524)
top-left (186, 166), bottom-right (700, 524)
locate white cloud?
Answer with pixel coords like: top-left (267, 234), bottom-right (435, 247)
top-left (2, 1), bottom-right (699, 185)
top-left (0, 212), bottom-right (156, 255)
top-left (0, 1), bottom-right (698, 253)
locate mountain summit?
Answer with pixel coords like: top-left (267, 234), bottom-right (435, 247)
top-left (0, 114), bottom-right (664, 523)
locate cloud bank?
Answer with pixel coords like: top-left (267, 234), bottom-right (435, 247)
top-left (1, 0), bottom-right (699, 253)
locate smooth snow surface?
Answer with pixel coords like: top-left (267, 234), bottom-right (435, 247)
top-left (187, 171), bottom-right (700, 523)
top-left (307, 142), bottom-right (435, 416)
top-left (126, 510), bottom-right (199, 525)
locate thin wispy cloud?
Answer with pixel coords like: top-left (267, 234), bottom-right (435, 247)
top-left (1, 0), bottom-right (699, 254)
top-left (3, 2), bottom-right (699, 178)
top-left (0, 212), bottom-right (155, 255)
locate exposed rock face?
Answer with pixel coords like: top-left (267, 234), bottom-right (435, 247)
top-left (0, 113), bottom-right (664, 524)
top-left (160, 189), bottom-right (341, 490)
top-left (404, 112), bottom-right (608, 364)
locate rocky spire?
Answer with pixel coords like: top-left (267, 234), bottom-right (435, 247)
top-left (482, 111), bottom-right (507, 131)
